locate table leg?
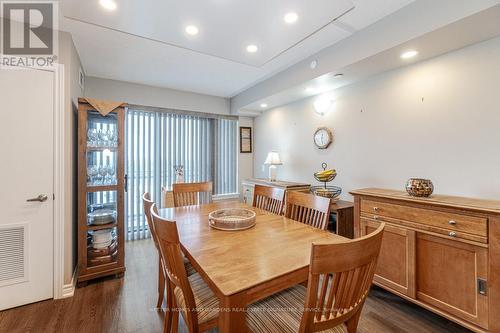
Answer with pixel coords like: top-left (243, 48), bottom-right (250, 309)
top-left (219, 292), bottom-right (247, 333)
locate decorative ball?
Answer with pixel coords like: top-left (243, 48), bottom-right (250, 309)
top-left (405, 178), bottom-right (434, 197)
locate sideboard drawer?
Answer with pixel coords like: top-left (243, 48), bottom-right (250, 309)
top-left (361, 199), bottom-right (487, 237)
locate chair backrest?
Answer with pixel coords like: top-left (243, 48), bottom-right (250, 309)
top-left (252, 185), bottom-right (285, 215)
top-left (172, 181), bottom-right (213, 207)
top-left (142, 192), bottom-right (160, 250)
top-left (298, 223), bottom-right (385, 333)
top-left (285, 191), bottom-right (331, 230)
top-left (150, 204), bottom-right (200, 333)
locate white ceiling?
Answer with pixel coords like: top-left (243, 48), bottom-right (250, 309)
top-left (60, 0), bottom-right (415, 97)
top-left (241, 3), bottom-right (500, 113)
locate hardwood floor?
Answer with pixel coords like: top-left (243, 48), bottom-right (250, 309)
top-left (0, 240), bottom-right (471, 333)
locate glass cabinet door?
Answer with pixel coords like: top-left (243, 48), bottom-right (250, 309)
top-left (86, 111), bottom-right (118, 187)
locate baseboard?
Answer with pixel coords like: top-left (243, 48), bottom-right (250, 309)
top-left (61, 269), bottom-right (77, 298)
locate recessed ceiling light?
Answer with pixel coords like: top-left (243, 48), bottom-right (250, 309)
top-left (401, 50), bottom-right (418, 59)
top-left (99, 0), bottom-right (117, 11)
top-left (247, 44), bottom-right (258, 53)
top-left (260, 103), bottom-right (268, 108)
top-left (284, 12), bottom-right (298, 24)
top-left (185, 25), bottom-right (199, 36)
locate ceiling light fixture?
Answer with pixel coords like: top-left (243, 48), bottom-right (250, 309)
top-left (401, 50), bottom-right (418, 59)
top-left (99, 0), bottom-right (117, 11)
top-left (284, 12), bottom-right (298, 24)
top-left (246, 44), bottom-right (258, 53)
top-left (260, 103), bottom-right (268, 108)
top-left (185, 25), bottom-right (199, 36)
top-left (314, 97), bottom-right (334, 116)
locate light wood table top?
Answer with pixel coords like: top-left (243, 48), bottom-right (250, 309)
top-left (159, 200), bottom-right (348, 332)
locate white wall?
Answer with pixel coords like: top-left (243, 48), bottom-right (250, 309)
top-left (84, 77), bottom-right (230, 115)
top-left (58, 31), bottom-right (84, 285)
top-left (254, 36), bottom-right (500, 201)
top-left (238, 117), bottom-right (254, 198)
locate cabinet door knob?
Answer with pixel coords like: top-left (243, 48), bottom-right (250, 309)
top-left (373, 207), bottom-right (379, 212)
top-left (449, 220), bottom-right (457, 225)
top-left (449, 231), bottom-right (457, 237)
top-left (373, 215), bottom-right (379, 220)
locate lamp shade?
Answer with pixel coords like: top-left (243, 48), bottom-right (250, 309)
top-left (264, 151), bottom-right (283, 165)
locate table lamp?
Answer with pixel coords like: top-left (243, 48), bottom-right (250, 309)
top-left (264, 151), bottom-right (282, 182)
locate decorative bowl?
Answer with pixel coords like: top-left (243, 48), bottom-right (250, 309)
top-left (208, 208), bottom-right (256, 231)
top-left (405, 178), bottom-right (434, 197)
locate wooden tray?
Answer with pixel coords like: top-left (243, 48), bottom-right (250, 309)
top-left (208, 208), bottom-right (256, 231)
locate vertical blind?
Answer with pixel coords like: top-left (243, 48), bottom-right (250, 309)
top-left (215, 119), bottom-right (238, 195)
top-left (125, 108), bottom-right (237, 240)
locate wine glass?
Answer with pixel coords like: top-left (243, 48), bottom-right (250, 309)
top-left (107, 164), bottom-right (116, 184)
top-left (87, 129), bottom-right (97, 147)
top-left (111, 130), bottom-right (118, 147)
top-left (99, 165), bottom-right (108, 185)
top-left (107, 130), bottom-right (112, 147)
top-left (98, 130), bottom-right (109, 147)
top-left (87, 165), bottom-right (98, 185)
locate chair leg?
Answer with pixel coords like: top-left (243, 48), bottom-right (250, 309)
top-left (164, 281), bottom-right (173, 333)
top-left (171, 309), bottom-right (179, 333)
top-left (157, 258), bottom-right (165, 309)
top-left (345, 305), bottom-right (363, 333)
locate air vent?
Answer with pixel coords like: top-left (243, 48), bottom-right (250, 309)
top-left (0, 224), bottom-right (28, 286)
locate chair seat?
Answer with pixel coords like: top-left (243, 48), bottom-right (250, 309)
top-left (247, 285), bottom-right (347, 333)
top-left (173, 273), bottom-right (219, 324)
top-left (183, 256), bottom-right (196, 276)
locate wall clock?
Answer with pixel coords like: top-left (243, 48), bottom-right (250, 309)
top-left (313, 127), bottom-right (333, 149)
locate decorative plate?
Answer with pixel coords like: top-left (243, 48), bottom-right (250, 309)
top-left (208, 208), bottom-right (256, 231)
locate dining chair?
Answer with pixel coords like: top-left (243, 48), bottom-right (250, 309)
top-left (161, 186), bottom-right (174, 208)
top-left (142, 193), bottom-right (196, 310)
top-left (172, 181), bottom-right (213, 207)
top-left (150, 204), bottom-right (219, 333)
top-left (247, 223), bottom-right (385, 333)
top-left (285, 191), bottom-right (331, 230)
top-left (252, 185), bottom-right (285, 215)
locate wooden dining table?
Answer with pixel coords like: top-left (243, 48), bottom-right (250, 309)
top-left (158, 200), bottom-right (347, 333)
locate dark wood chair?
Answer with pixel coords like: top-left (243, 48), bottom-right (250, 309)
top-left (142, 193), bottom-right (195, 310)
top-left (247, 223), bottom-right (385, 333)
top-left (172, 182), bottom-right (213, 207)
top-left (285, 191), bottom-right (331, 230)
top-left (252, 185), bottom-right (285, 215)
top-left (150, 204), bottom-right (219, 333)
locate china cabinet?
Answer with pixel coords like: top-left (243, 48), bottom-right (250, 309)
top-left (77, 98), bottom-right (127, 286)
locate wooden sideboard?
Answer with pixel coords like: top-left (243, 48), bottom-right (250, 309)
top-left (351, 188), bottom-right (500, 333)
top-left (241, 178), bottom-right (310, 205)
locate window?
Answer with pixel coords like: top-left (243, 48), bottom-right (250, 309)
top-left (125, 108), bottom-right (238, 240)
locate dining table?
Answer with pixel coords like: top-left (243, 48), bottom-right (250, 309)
top-left (158, 200), bottom-right (348, 333)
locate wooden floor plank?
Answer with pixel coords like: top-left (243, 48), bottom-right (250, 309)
top-left (0, 240), bottom-right (471, 333)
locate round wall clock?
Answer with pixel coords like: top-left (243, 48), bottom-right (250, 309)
top-left (313, 127), bottom-right (333, 149)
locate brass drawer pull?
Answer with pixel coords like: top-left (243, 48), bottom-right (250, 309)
top-left (373, 215), bottom-right (380, 220)
top-left (449, 220), bottom-right (457, 225)
top-left (449, 231), bottom-right (457, 237)
top-left (373, 207), bottom-right (379, 212)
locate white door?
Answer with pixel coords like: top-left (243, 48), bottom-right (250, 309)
top-left (0, 67), bottom-right (54, 310)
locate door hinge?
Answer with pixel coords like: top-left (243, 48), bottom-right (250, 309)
top-left (478, 278), bottom-right (487, 296)
top-left (53, 193), bottom-right (55, 200)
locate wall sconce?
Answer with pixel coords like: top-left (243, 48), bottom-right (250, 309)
top-left (313, 97), bottom-right (334, 116)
